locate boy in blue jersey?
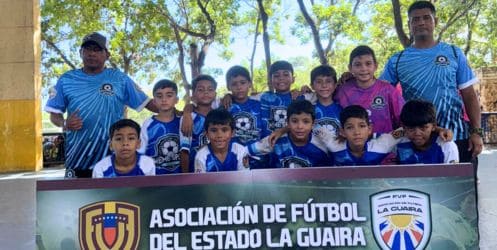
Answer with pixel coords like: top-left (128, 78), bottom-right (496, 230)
top-left (93, 119), bottom-right (155, 178)
top-left (195, 109), bottom-right (249, 172)
top-left (249, 100), bottom-right (332, 168)
top-left (396, 100), bottom-right (459, 164)
top-left (180, 75), bottom-right (217, 173)
top-left (257, 60), bottom-right (304, 137)
top-left (315, 105), bottom-right (400, 166)
top-left (225, 65), bottom-right (266, 169)
top-left (310, 65), bottom-right (342, 134)
top-left (139, 80), bottom-right (181, 174)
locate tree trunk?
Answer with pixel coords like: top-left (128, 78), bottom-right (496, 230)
top-left (250, 17), bottom-right (261, 80)
top-left (297, 0), bottom-right (328, 65)
top-left (257, 0), bottom-right (272, 91)
top-left (391, 0), bottom-right (411, 48)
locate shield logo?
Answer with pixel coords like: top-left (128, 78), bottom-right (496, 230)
top-left (79, 201), bottom-right (140, 250)
top-left (370, 189), bottom-right (432, 250)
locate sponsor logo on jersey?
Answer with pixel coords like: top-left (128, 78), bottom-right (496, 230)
top-left (435, 55), bottom-right (450, 66)
top-left (371, 189), bottom-right (432, 250)
top-left (100, 83), bottom-right (115, 96)
top-left (79, 201), bottom-right (140, 250)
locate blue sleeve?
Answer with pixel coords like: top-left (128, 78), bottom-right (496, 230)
top-left (45, 78), bottom-right (67, 113)
top-left (379, 55), bottom-right (399, 86)
top-left (124, 75), bottom-right (150, 111)
top-left (455, 47), bottom-right (477, 89)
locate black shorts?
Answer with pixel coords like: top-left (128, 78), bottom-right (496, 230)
top-left (65, 168), bottom-right (93, 178)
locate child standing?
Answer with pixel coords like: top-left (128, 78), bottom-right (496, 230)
top-left (180, 75), bottom-right (217, 173)
top-left (195, 109), bottom-right (249, 172)
top-left (335, 45), bottom-right (404, 134)
top-left (396, 100), bottom-right (459, 164)
top-left (93, 119), bottom-right (155, 178)
top-left (310, 65), bottom-right (342, 134)
top-left (139, 79), bottom-right (181, 174)
top-left (258, 60), bottom-right (304, 137)
top-left (249, 100), bottom-right (332, 168)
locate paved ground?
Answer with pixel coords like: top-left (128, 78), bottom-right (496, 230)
top-left (1, 148), bottom-right (496, 249)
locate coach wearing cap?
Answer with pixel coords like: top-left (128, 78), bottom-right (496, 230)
top-left (45, 32), bottom-right (156, 178)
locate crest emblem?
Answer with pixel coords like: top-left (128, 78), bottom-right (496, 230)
top-left (371, 189), bottom-right (431, 250)
top-left (79, 201), bottom-right (140, 250)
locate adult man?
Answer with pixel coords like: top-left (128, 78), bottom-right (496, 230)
top-left (380, 1), bottom-right (483, 164)
top-left (45, 32), bottom-right (156, 178)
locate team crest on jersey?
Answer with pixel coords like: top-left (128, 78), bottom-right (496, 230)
top-left (269, 107), bottom-right (287, 131)
top-left (435, 55), bottom-right (450, 66)
top-left (370, 189), bottom-right (432, 250)
top-left (281, 156), bottom-right (311, 168)
top-left (155, 134), bottom-right (180, 170)
top-left (371, 96), bottom-right (386, 109)
top-left (100, 83), bottom-right (115, 96)
top-left (195, 132), bottom-right (210, 151)
top-left (234, 112), bottom-right (260, 143)
top-left (316, 118), bottom-right (340, 135)
top-left (79, 201), bottom-right (140, 250)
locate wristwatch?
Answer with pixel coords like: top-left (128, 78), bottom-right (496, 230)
top-left (469, 127), bottom-right (484, 137)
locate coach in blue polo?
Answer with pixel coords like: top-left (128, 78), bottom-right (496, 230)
top-left (45, 32), bottom-right (156, 178)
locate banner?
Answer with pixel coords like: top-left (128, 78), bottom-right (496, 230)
top-left (36, 164), bottom-right (478, 249)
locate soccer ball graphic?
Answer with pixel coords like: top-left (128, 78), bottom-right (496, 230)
top-left (274, 109), bottom-right (287, 127)
top-left (236, 117), bottom-right (251, 131)
top-left (161, 140), bottom-right (179, 161)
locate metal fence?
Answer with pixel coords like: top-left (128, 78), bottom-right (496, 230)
top-left (482, 112), bottom-right (497, 145)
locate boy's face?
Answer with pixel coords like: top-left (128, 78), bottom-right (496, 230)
top-left (287, 113), bottom-right (314, 144)
top-left (404, 123), bottom-right (435, 149)
top-left (311, 75), bottom-right (336, 100)
top-left (340, 117), bottom-right (372, 149)
top-left (228, 75), bottom-right (251, 102)
top-left (193, 80), bottom-right (217, 106)
top-left (206, 124), bottom-right (233, 151)
top-left (349, 55), bottom-right (377, 85)
top-left (271, 70), bottom-right (294, 93)
top-left (110, 126), bottom-right (140, 160)
top-left (154, 87), bottom-right (178, 112)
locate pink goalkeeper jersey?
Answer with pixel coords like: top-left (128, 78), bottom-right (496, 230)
top-left (335, 79), bottom-right (405, 133)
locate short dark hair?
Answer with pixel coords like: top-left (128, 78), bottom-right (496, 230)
top-left (349, 45), bottom-right (377, 66)
top-left (109, 119), bottom-right (141, 138)
top-left (408, 1), bottom-right (436, 17)
top-left (287, 100), bottom-right (315, 121)
top-left (269, 60), bottom-right (294, 76)
top-left (192, 74), bottom-right (217, 91)
top-left (310, 65), bottom-right (337, 85)
top-left (400, 99), bottom-right (437, 127)
top-left (204, 108), bottom-right (234, 131)
top-left (153, 79), bottom-right (178, 95)
top-left (226, 65), bottom-right (251, 85)
top-left (340, 105), bottom-right (370, 127)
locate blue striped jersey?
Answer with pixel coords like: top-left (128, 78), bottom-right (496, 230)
top-left (380, 42), bottom-right (477, 140)
top-left (228, 99), bottom-right (264, 145)
top-left (44, 68), bottom-right (150, 171)
top-left (139, 115), bottom-right (181, 174)
top-left (92, 153), bottom-right (155, 178)
top-left (314, 101), bottom-right (342, 135)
